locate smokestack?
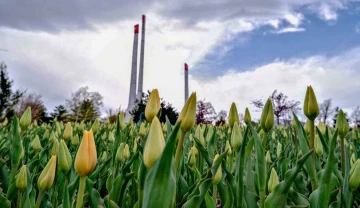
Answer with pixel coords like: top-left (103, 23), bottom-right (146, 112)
top-left (126, 24), bottom-right (139, 117)
top-left (137, 15), bottom-right (146, 99)
top-left (184, 63), bottom-right (189, 103)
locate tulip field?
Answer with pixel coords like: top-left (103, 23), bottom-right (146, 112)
top-left (1, 87), bottom-right (360, 208)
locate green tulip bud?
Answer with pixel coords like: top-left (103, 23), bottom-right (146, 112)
top-left (195, 125), bottom-right (205, 146)
top-left (212, 154), bottom-right (222, 185)
top-left (206, 127), bottom-right (214, 142)
top-left (32, 135), bottom-right (42, 152)
top-left (58, 139), bottom-right (72, 174)
top-left (228, 102), bottom-right (239, 128)
top-left (317, 121), bottom-right (326, 136)
top-left (43, 129), bottom-right (50, 140)
top-left (116, 143), bottom-right (125, 162)
top-left (16, 165), bottom-right (27, 192)
top-left (178, 92), bottom-right (197, 132)
top-left (162, 123), bottom-right (167, 134)
top-left (303, 86), bottom-right (319, 121)
top-left (101, 151), bottom-right (107, 162)
top-left (33, 119), bottom-right (38, 127)
top-left (191, 144), bottom-right (199, 156)
top-left (244, 107), bottom-right (251, 124)
top-left (123, 144), bottom-right (130, 160)
top-left (119, 111), bottom-right (126, 130)
top-left (139, 122), bottom-right (146, 137)
top-left (304, 119), bottom-right (311, 136)
top-left (352, 130), bottom-right (358, 141)
top-left (108, 132), bottom-right (115, 143)
top-left (145, 89), bottom-right (161, 122)
top-left (188, 149), bottom-right (196, 167)
top-left (315, 135), bottom-right (323, 156)
top-left (260, 98), bottom-right (274, 132)
top-left (51, 139), bottom-right (59, 156)
top-left (225, 141), bottom-right (232, 156)
top-left (91, 119), bottom-right (100, 135)
top-left (19, 107), bottom-right (32, 130)
top-left (63, 122), bottom-right (73, 141)
top-left (268, 168), bottom-right (279, 193)
top-left (336, 109), bottom-right (349, 138)
top-left (276, 142), bottom-right (282, 158)
top-left (2, 117), bottom-right (8, 127)
top-left (231, 122), bottom-right (243, 152)
top-left (38, 155), bottom-right (57, 191)
top-left (266, 151), bottom-right (271, 164)
top-left (71, 134), bottom-right (80, 146)
top-left (143, 117), bottom-right (165, 169)
top-left (349, 159), bottom-right (360, 191)
top-left (133, 137), bottom-right (138, 153)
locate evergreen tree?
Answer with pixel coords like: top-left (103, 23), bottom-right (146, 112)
top-left (50, 105), bottom-right (68, 122)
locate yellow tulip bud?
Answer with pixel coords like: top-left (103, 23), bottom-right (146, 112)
top-left (188, 149), bottom-right (196, 167)
top-left (38, 155), bottom-right (57, 191)
top-left (191, 144), bottom-right (199, 156)
top-left (244, 107), bottom-right (251, 124)
top-left (43, 129), bottom-right (50, 140)
top-left (108, 132), bottom-right (115, 143)
top-left (276, 142), bottom-right (282, 158)
top-left (139, 122), bottom-right (146, 137)
top-left (119, 111), bottom-right (126, 130)
top-left (51, 139), bottom-right (59, 156)
top-left (231, 122), bottom-right (243, 152)
top-left (63, 122), bottom-right (73, 141)
top-left (349, 159), bottom-right (360, 191)
top-left (71, 134), bottom-right (80, 146)
top-left (74, 130), bottom-right (97, 176)
top-left (162, 123), bottom-right (168, 134)
top-left (2, 117), bottom-right (8, 127)
top-left (260, 98), bottom-right (274, 132)
top-left (178, 92), bottom-right (197, 132)
top-left (145, 89), bottom-right (161, 122)
top-left (304, 119), bottom-right (311, 136)
top-left (317, 121), bottom-right (326, 136)
top-left (143, 117), bottom-right (165, 169)
top-left (228, 102), bottom-right (239, 128)
top-left (212, 154), bottom-right (222, 185)
top-left (32, 135), bottom-right (42, 152)
top-left (58, 139), bottom-right (72, 174)
top-left (20, 107), bottom-right (32, 130)
top-left (16, 165), bottom-right (27, 192)
top-left (101, 151), bottom-right (107, 162)
top-left (268, 168), bottom-right (279, 193)
top-left (33, 120), bottom-right (38, 127)
top-left (133, 137), bottom-right (139, 153)
top-left (303, 86), bottom-right (319, 121)
top-left (123, 144), bottom-right (130, 160)
top-left (336, 109), bottom-right (349, 138)
top-left (266, 151), bottom-right (272, 164)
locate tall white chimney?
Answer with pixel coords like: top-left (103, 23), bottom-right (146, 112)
top-left (137, 15), bottom-right (146, 99)
top-left (184, 63), bottom-right (189, 103)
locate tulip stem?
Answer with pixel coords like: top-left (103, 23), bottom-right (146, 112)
top-left (212, 184), bottom-right (217, 202)
top-left (76, 176), bottom-right (87, 208)
top-left (17, 191), bottom-right (22, 208)
top-left (340, 137), bottom-right (345, 175)
top-left (175, 131), bottom-right (185, 172)
top-left (309, 120), bottom-right (317, 190)
top-left (262, 132), bottom-right (268, 150)
top-left (35, 190), bottom-right (44, 208)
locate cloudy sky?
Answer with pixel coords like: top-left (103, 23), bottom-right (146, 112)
top-left (1, 0), bottom-right (360, 121)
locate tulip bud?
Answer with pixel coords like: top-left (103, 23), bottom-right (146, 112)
top-left (266, 151), bottom-right (271, 164)
top-left (303, 86), bottom-right (319, 121)
top-left (74, 130), bottom-right (97, 176)
top-left (244, 107), bottom-right (251, 124)
top-left (43, 129), bottom-right (50, 140)
top-left (33, 119), bottom-right (38, 127)
top-left (352, 130), bottom-right (358, 141)
top-left (206, 127), bottom-right (214, 142)
top-left (228, 102), bottom-right (239, 128)
top-left (51, 139), bottom-right (59, 156)
top-left (133, 137), bottom-right (138, 153)
top-left (58, 139), bottom-right (72, 174)
top-left (225, 141), bottom-right (232, 156)
top-left (178, 92), bottom-right (197, 132)
top-left (351, 153), bottom-right (355, 168)
top-left (271, 131), bottom-right (276, 141)
top-left (212, 154), bottom-right (222, 185)
top-left (268, 168), bottom-right (279, 193)
top-left (260, 99), bottom-right (274, 132)
top-left (336, 109), bottom-right (349, 138)
top-left (349, 159), bottom-right (360, 191)
top-left (188, 149), bottom-right (196, 167)
top-left (49, 131), bottom-right (56, 142)
top-left (38, 155), bottom-right (57, 191)
top-left (195, 125), bottom-right (205, 146)
top-left (276, 142), bottom-right (282, 158)
top-left (20, 107), bottom-right (32, 130)
top-left (91, 119), bottom-right (100, 135)
top-left (304, 119), bottom-right (311, 136)
top-left (119, 111), bottom-right (126, 130)
top-left (16, 165), bottom-right (27, 192)
top-left (191, 144), bottom-right (199, 156)
top-left (317, 121), bottom-right (326, 136)
top-left (123, 144), bottom-right (130, 160)
top-left (71, 134), bottom-right (80, 146)
top-left (108, 132), bottom-right (115, 143)
top-left (231, 122), bottom-right (243, 152)
top-left (101, 151), bottom-right (107, 162)
top-left (162, 123), bottom-right (167, 134)
top-left (315, 135), bottom-right (323, 156)
top-left (116, 143), bottom-right (125, 162)
top-left (32, 135), bottom-right (42, 152)
top-left (143, 117), bottom-right (165, 169)
top-left (145, 89), bottom-right (161, 122)
top-left (2, 118), bottom-right (8, 127)
top-left (63, 122), bottom-right (73, 141)
top-left (139, 122), bottom-right (146, 137)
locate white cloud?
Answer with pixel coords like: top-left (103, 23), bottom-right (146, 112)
top-left (284, 13), bottom-right (304, 27)
top-left (273, 27), bottom-right (306, 34)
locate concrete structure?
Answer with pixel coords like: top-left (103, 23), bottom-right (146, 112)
top-left (126, 24), bottom-right (139, 117)
top-left (137, 15), bottom-right (146, 99)
top-left (184, 63), bottom-right (189, 103)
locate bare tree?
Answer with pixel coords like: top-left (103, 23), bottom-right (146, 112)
top-left (17, 93), bottom-right (48, 122)
top-left (196, 99), bottom-right (217, 124)
top-left (215, 110), bottom-right (227, 126)
top-left (351, 106), bottom-right (360, 127)
top-left (251, 90), bottom-right (300, 125)
top-left (319, 98), bottom-right (334, 124)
